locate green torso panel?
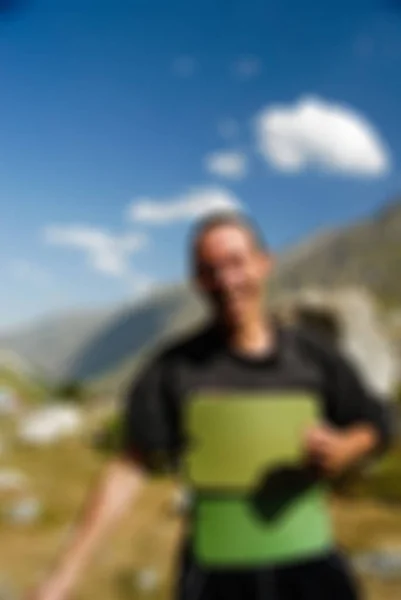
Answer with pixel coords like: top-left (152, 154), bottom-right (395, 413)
top-left (182, 393), bottom-right (334, 567)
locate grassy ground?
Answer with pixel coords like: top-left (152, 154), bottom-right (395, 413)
top-left (0, 367), bottom-right (47, 406)
top-left (1, 422), bottom-right (401, 600)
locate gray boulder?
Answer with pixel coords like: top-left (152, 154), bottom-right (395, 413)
top-left (274, 287), bottom-right (399, 397)
top-left (0, 469), bottom-right (28, 492)
top-left (353, 547), bottom-right (401, 580)
top-left (4, 497), bottom-right (42, 525)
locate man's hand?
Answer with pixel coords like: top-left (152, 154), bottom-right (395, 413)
top-left (304, 424), bottom-right (379, 477)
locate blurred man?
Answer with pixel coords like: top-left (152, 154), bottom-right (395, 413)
top-left (30, 212), bottom-right (392, 600)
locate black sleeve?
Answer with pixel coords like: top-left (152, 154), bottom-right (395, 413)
top-left (118, 352), bottom-right (180, 472)
top-left (323, 348), bottom-right (394, 456)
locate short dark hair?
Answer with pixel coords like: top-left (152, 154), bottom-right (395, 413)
top-left (190, 210), bottom-right (268, 259)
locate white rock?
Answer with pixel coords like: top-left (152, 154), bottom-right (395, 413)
top-left (353, 548), bottom-right (401, 579)
top-left (18, 405), bottom-right (82, 445)
top-left (170, 486), bottom-right (192, 514)
top-left (277, 287), bottom-right (399, 397)
top-left (335, 290), bottom-right (399, 397)
top-left (5, 497), bottom-right (42, 524)
top-left (0, 387), bottom-right (19, 416)
top-left (135, 568), bottom-right (159, 592)
top-left (0, 469), bottom-right (28, 492)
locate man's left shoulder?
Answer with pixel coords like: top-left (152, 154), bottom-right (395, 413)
top-left (281, 324), bottom-right (342, 368)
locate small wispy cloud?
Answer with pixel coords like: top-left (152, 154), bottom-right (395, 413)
top-left (171, 55), bottom-right (196, 77)
top-left (255, 95), bottom-right (391, 176)
top-left (128, 185), bottom-right (242, 225)
top-left (217, 118), bottom-right (239, 140)
top-left (43, 225), bottom-right (148, 278)
top-left (231, 55), bottom-right (262, 80)
top-left (204, 151), bottom-right (248, 180)
top-left (10, 260), bottom-right (50, 284)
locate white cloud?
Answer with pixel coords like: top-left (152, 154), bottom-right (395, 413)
top-left (232, 56), bottom-right (262, 80)
top-left (10, 260), bottom-right (50, 284)
top-left (255, 96), bottom-right (391, 176)
top-left (204, 151), bottom-right (248, 179)
top-left (128, 185), bottom-right (242, 225)
top-left (43, 225), bottom-right (148, 278)
top-left (172, 55), bottom-right (196, 77)
top-left (217, 118), bottom-right (239, 140)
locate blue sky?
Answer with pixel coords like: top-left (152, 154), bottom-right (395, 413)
top-left (1, 0), bottom-right (401, 330)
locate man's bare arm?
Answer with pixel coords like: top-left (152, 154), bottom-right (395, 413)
top-left (29, 455), bottom-right (146, 600)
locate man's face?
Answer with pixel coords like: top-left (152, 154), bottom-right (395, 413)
top-left (194, 224), bottom-right (272, 325)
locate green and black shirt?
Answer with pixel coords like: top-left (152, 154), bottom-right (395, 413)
top-left (119, 322), bottom-right (392, 567)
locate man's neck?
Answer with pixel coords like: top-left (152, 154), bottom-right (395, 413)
top-left (227, 314), bottom-right (276, 357)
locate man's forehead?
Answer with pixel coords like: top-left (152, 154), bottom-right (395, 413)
top-left (196, 223), bottom-right (257, 254)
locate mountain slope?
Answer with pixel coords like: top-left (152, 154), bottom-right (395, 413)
top-left (0, 307), bottom-right (115, 381)
top-left (272, 198), bottom-right (401, 306)
top-left (67, 285), bottom-right (206, 381)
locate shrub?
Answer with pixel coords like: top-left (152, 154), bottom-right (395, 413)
top-left (91, 413), bottom-right (123, 454)
top-left (53, 380), bottom-right (87, 404)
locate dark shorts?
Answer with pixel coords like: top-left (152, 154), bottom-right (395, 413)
top-left (175, 547), bottom-right (361, 600)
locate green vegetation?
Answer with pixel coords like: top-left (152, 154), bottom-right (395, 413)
top-left (337, 451), bottom-right (401, 503)
top-left (0, 366), bottom-right (48, 405)
top-left (361, 448), bottom-right (401, 502)
top-left (91, 412), bottom-right (123, 454)
top-left (51, 379), bottom-right (88, 404)
top-left (338, 402), bottom-right (401, 503)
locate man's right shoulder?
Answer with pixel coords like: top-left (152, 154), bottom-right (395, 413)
top-left (151, 321), bottom-right (217, 367)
